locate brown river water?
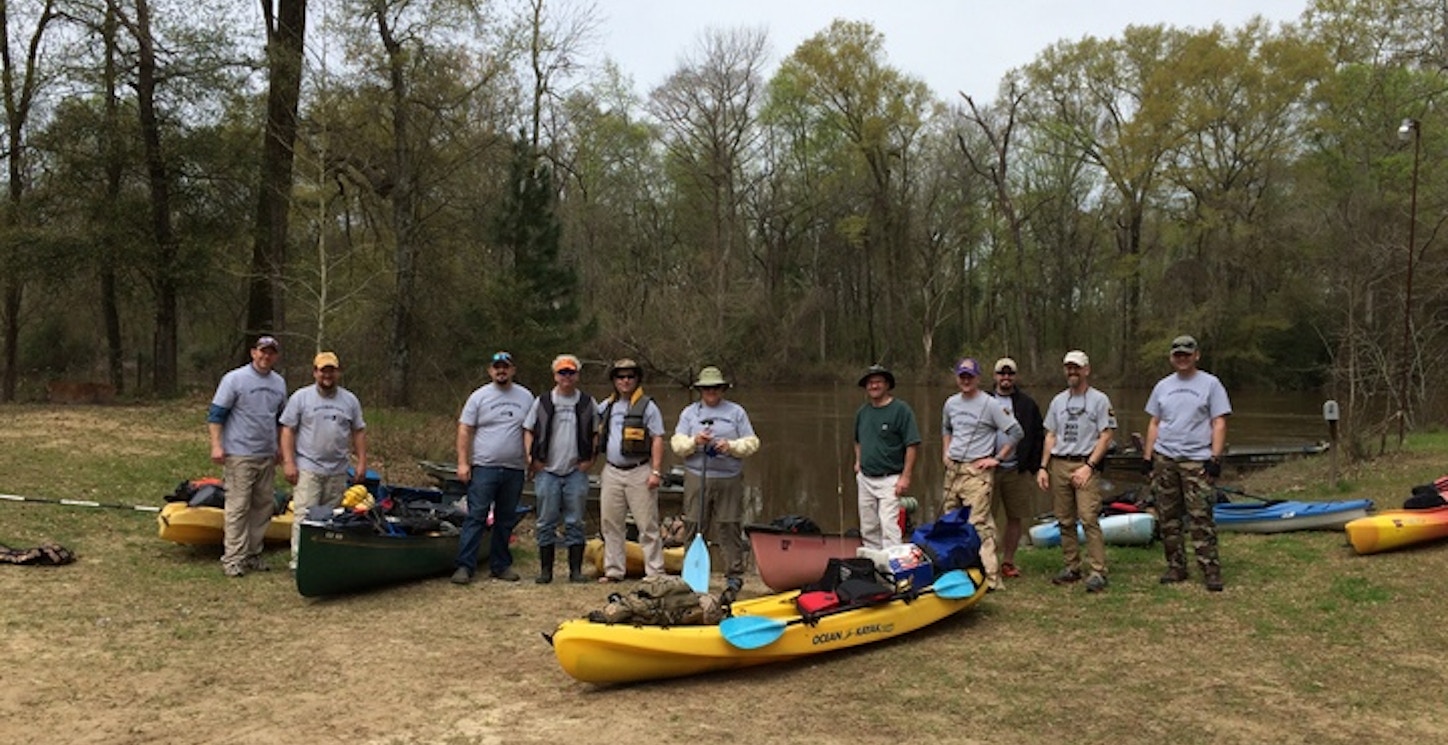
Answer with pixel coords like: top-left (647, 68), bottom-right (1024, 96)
top-left (633, 382), bottom-right (1334, 532)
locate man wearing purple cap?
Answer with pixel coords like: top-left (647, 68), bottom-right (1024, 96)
top-left (208, 335), bottom-right (288, 577)
top-left (451, 351), bottom-right (533, 584)
top-left (941, 356), bottom-right (1023, 591)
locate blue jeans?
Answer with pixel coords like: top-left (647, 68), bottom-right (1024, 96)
top-left (534, 470), bottom-right (588, 548)
top-left (455, 466), bottom-right (524, 575)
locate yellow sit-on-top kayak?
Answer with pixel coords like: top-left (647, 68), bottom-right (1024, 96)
top-left (548, 568), bottom-right (984, 685)
top-left (582, 537), bottom-right (684, 578)
top-left (157, 501), bottom-right (293, 546)
top-left (1344, 506), bottom-right (1448, 554)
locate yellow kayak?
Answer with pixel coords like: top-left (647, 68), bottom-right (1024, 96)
top-left (157, 501), bottom-right (293, 546)
top-left (1345, 506), bottom-right (1448, 554)
top-left (549, 568), bottom-right (984, 684)
top-left (582, 537), bottom-right (684, 577)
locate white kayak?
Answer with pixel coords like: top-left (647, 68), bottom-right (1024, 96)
top-left (1028, 512), bottom-right (1156, 548)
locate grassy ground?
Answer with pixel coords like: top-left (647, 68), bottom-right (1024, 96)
top-left (2, 401), bottom-right (1447, 744)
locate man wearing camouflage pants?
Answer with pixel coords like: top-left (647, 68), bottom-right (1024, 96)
top-left (1142, 335), bottom-right (1232, 592)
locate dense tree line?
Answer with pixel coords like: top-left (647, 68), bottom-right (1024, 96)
top-left (0, 0), bottom-right (1442, 445)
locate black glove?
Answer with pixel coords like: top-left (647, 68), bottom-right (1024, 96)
top-left (1139, 458), bottom-right (1153, 476)
top-left (1204, 458), bottom-right (1222, 479)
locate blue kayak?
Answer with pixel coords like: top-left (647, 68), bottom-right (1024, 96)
top-left (1212, 499), bottom-right (1373, 533)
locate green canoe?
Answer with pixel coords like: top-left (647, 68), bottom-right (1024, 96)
top-left (295, 520), bottom-right (459, 597)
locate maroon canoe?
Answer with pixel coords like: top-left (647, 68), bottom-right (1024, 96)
top-left (745, 524), bottom-right (863, 593)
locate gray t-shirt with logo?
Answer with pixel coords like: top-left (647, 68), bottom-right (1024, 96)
top-left (1042, 387), bottom-right (1117, 457)
top-left (280, 384), bottom-right (365, 475)
top-left (524, 389), bottom-right (598, 476)
top-left (211, 363), bottom-right (287, 457)
top-left (942, 391), bottom-right (1022, 462)
top-left (1145, 370), bottom-right (1232, 460)
top-left (460, 382), bottom-right (534, 470)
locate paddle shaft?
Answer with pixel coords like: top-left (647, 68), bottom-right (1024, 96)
top-left (1, 493), bottom-right (161, 512)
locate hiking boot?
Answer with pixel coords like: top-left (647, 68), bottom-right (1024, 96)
top-left (536, 545), bottom-right (555, 585)
top-left (1051, 568), bottom-right (1082, 585)
top-left (451, 567), bottom-right (473, 585)
top-left (491, 567), bottom-right (521, 582)
top-left (1204, 567), bottom-right (1224, 592)
top-left (1159, 567), bottom-right (1189, 584)
top-left (223, 564), bottom-right (246, 578)
top-left (566, 544), bottom-right (587, 583)
top-left (1084, 573), bottom-right (1108, 593)
top-left (1001, 562), bottom-right (1021, 578)
top-left (244, 556), bottom-right (271, 572)
top-left (725, 576), bottom-right (743, 594)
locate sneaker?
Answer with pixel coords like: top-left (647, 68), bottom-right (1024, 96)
top-left (1159, 567), bottom-right (1189, 584)
top-left (490, 567), bottom-right (521, 582)
top-left (1051, 568), bottom-right (1082, 585)
top-left (223, 564), bottom-right (246, 578)
top-left (244, 556), bottom-right (271, 572)
top-left (1001, 562), bottom-right (1021, 578)
top-left (451, 567), bottom-right (473, 585)
top-left (1084, 573), bottom-right (1108, 593)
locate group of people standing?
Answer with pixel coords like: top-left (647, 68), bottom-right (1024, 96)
top-left (851, 335), bottom-right (1232, 594)
top-left (207, 334), bottom-right (1231, 595)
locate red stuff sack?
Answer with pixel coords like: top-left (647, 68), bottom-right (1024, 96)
top-left (796, 590), bottom-right (839, 616)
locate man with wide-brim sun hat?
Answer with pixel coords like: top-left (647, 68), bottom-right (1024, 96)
top-left (671, 366), bottom-right (761, 595)
top-left (852, 363), bottom-right (920, 549)
top-left (595, 357), bottom-right (667, 582)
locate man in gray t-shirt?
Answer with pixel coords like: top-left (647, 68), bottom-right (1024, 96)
top-left (208, 335), bottom-right (287, 577)
top-left (280, 351), bottom-right (367, 570)
top-left (1144, 335), bottom-right (1232, 591)
top-left (451, 351), bottom-right (533, 584)
top-left (522, 354), bottom-right (597, 584)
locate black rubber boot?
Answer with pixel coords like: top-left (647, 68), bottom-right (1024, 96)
top-left (536, 545), bottom-right (555, 584)
top-left (567, 544), bottom-right (587, 583)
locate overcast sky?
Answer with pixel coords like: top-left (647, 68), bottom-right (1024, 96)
top-left (593, 0), bottom-right (1311, 102)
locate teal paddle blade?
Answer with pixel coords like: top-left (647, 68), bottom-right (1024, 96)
top-left (720, 614), bottom-right (787, 649)
top-left (931, 569), bottom-right (976, 599)
top-left (683, 533), bottom-right (709, 592)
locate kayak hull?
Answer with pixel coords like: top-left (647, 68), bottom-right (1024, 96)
top-left (1345, 506), bottom-right (1448, 554)
top-left (157, 501), bottom-right (291, 546)
top-left (745, 525), bottom-right (864, 592)
top-left (550, 568), bottom-right (985, 684)
top-left (582, 537), bottom-right (685, 577)
top-left (1027, 513), bottom-right (1156, 548)
top-left (1213, 500), bottom-right (1373, 534)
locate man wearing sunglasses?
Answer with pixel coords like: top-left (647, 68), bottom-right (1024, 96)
top-left (989, 358), bottom-right (1045, 581)
top-left (522, 354), bottom-right (598, 584)
top-left (452, 351), bottom-right (533, 584)
top-left (1143, 335), bottom-right (1232, 592)
top-left (595, 358), bottom-right (667, 582)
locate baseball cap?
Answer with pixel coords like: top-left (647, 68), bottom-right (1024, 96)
top-left (254, 335), bottom-right (280, 351)
top-left (313, 352), bottom-right (340, 369)
top-left (954, 357), bottom-right (981, 377)
top-left (1171, 335), bottom-right (1198, 353)
top-left (490, 351), bottom-right (514, 366)
top-left (1063, 350), bottom-right (1090, 367)
top-left (994, 357), bottom-right (1017, 374)
top-left (609, 358), bottom-right (642, 379)
top-left (552, 354), bottom-right (580, 373)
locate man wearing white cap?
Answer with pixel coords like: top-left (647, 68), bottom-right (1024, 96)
top-left (1143, 335), bottom-right (1231, 592)
top-left (208, 335), bottom-right (288, 577)
top-left (1036, 350), bottom-right (1117, 593)
top-left (989, 357), bottom-right (1045, 580)
top-left (280, 351), bottom-right (367, 571)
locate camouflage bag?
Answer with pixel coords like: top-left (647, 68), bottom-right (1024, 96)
top-left (586, 575), bottom-right (724, 626)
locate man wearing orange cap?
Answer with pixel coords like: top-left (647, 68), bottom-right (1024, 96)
top-left (523, 354), bottom-right (598, 584)
top-left (280, 351), bottom-right (367, 571)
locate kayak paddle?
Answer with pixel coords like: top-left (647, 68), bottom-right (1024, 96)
top-left (682, 451), bottom-right (711, 593)
top-left (719, 569), bottom-right (977, 650)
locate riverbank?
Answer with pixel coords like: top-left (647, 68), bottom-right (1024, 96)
top-left (2, 403), bottom-right (1447, 744)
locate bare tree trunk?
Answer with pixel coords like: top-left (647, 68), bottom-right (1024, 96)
top-left (376, 3), bottom-right (416, 406)
top-left (100, 0), bottom-right (124, 393)
top-left (246, 0), bottom-right (307, 351)
top-left (135, 0), bottom-right (178, 396)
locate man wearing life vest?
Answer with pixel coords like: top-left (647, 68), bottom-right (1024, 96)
top-left (595, 359), bottom-right (667, 582)
top-left (523, 354), bottom-right (598, 584)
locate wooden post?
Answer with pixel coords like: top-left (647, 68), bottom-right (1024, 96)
top-left (1323, 400), bottom-right (1340, 489)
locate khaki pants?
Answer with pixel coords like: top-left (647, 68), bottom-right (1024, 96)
top-left (599, 464), bottom-right (663, 580)
top-left (1044, 459), bottom-right (1106, 576)
top-left (290, 471), bottom-right (348, 568)
top-left (943, 461), bottom-right (999, 587)
top-left (856, 473), bottom-right (903, 549)
top-left (222, 456), bottom-right (277, 571)
top-left (683, 472), bottom-right (747, 579)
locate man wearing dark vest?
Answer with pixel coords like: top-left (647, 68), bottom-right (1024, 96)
top-left (595, 358), bottom-right (666, 582)
top-left (523, 354), bottom-right (598, 584)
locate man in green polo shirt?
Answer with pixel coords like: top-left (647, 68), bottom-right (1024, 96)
top-left (853, 364), bottom-right (921, 549)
